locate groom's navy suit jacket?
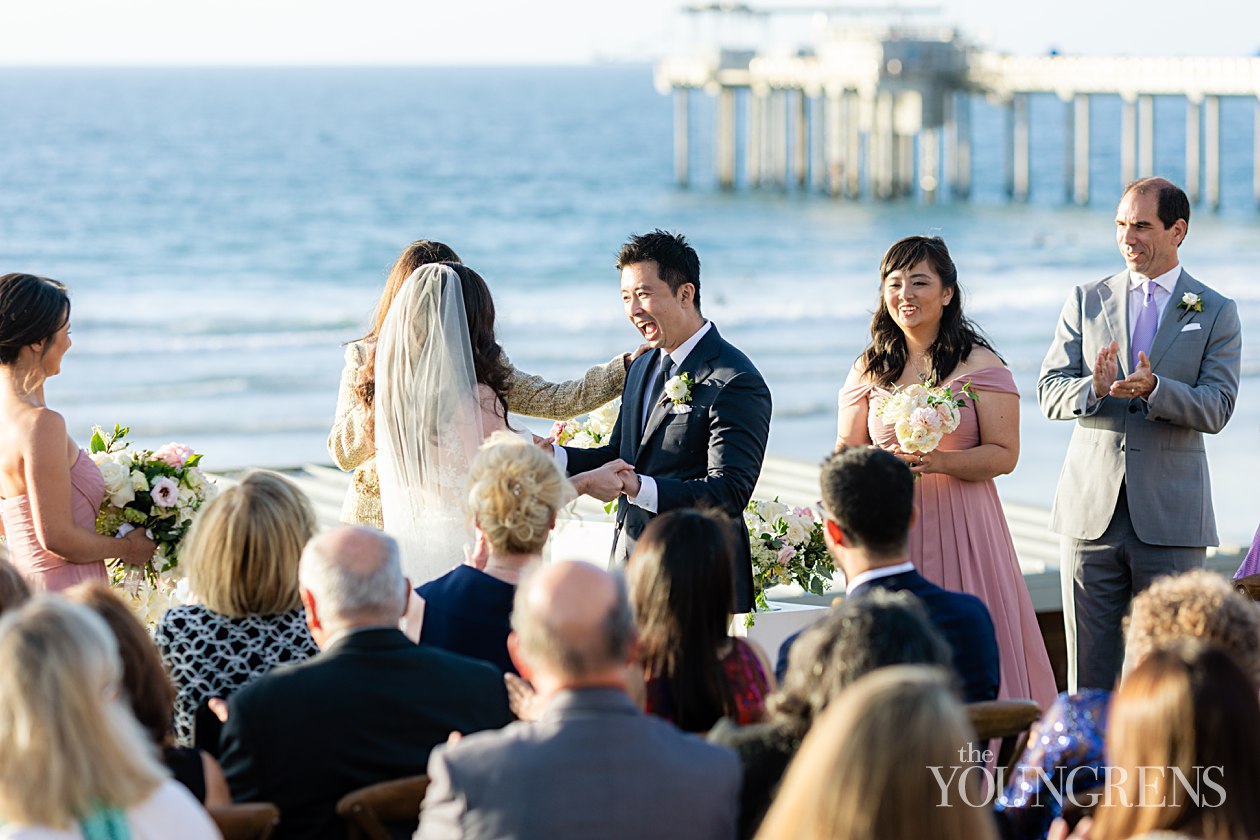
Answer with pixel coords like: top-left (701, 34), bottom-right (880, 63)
top-left (564, 325), bottom-right (771, 613)
top-left (775, 569), bottom-right (1001, 703)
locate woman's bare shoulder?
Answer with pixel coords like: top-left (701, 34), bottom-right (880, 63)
top-left (958, 345), bottom-right (1006, 373)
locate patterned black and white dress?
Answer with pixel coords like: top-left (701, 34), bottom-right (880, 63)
top-left (155, 604), bottom-right (320, 746)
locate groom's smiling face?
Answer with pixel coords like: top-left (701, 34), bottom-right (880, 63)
top-left (620, 260), bottom-right (698, 352)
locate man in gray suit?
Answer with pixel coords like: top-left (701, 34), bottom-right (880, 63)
top-left (414, 561), bottom-right (740, 840)
top-left (1038, 177), bottom-right (1241, 691)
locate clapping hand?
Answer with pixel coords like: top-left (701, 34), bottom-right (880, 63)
top-left (1109, 350), bottom-right (1156, 400)
top-left (532, 433), bottom-right (555, 456)
top-left (573, 459), bottom-right (638, 502)
top-left (1092, 340), bottom-right (1120, 399)
top-left (1048, 817), bottom-right (1092, 840)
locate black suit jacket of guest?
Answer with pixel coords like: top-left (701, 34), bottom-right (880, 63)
top-left (564, 325), bottom-right (772, 613)
top-left (775, 570), bottom-right (1001, 703)
top-left (218, 627), bottom-right (512, 840)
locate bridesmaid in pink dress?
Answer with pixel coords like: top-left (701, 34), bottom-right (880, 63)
top-left (0, 273), bottom-right (154, 592)
top-left (836, 237), bottom-right (1057, 710)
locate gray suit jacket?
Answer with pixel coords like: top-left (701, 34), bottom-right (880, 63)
top-left (414, 688), bottom-right (740, 840)
top-left (1037, 268), bottom-right (1241, 546)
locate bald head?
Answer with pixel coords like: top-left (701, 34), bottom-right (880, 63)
top-left (511, 561), bottom-right (634, 683)
top-left (299, 526), bottom-right (406, 636)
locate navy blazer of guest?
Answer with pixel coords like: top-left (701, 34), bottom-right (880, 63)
top-left (218, 627), bottom-right (512, 840)
top-left (775, 569), bottom-right (1001, 703)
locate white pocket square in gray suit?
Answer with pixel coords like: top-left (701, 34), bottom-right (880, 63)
top-left (1181, 322), bottom-right (1202, 332)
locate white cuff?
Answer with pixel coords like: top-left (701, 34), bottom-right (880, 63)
top-left (629, 475), bottom-right (659, 514)
top-left (553, 446), bottom-right (569, 473)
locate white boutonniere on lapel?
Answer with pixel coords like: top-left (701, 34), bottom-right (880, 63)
top-left (1177, 292), bottom-right (1203, 321)
top-left (661, 372), bottom-right (695, 414)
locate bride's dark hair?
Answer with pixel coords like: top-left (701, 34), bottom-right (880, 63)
top-left (859, 236), bottom-right (996, 388)
top-left (448, 262), bottom-right (514, 423)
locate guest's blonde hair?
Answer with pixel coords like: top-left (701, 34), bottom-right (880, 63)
top-left (755, 665), bottom-right (998, 840)
top-left (1125, 569), bottom-right (1260, 683)
top-left (0, 598), bottom-right (165, 828)
top-left (467, 431), bottom-right (573, 555)
top-left (186, 471), bottom-right (316, 618)
top-left (0, 556), bottom-right (30, 617)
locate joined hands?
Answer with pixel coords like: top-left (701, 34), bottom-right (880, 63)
top-left (573, 459), bottom-right (639, 503)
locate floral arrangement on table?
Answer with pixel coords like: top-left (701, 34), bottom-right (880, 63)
top-left (875, 381), bottom-right (977, 454)
top-left (90, 424), bottom-right (217, 627)
top-left (549, 397), bottom-right (621, 449)
top-left (744, 498), bottom-right (833, 623)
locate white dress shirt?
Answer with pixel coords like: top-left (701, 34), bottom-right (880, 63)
top-left (844, 561), bottom-right (916, 595)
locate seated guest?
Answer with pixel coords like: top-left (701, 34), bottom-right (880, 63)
top-left (632, 508), bottom-right (773, 732)
top-left (416, 561), bottom-right (740, 840)
top-left (0, 598), bottom-right (219, 839)
top-left (998, 569), bottom-right (1260, 840)
top-left (1055, 642), bottom-right (1260, 840)
top-left (776, 447), bottom-right (1000, 703)
top-left (65, 581), bottom-right (231, 808)
top-left (0, 557), bottom-right (30, 615)
top-left (756, 665), bottom-right (998, 840)
top-left (219, 527), bottom-right (512, 840)
top-left (410, 431), bottom-right (573, 673)
top-left (154, 470), bottom-right (321, 746)
top-left (711, 589), bottom-right (951, 839)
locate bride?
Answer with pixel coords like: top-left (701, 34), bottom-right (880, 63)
top-left (374, 262), bottom-right (521, 586)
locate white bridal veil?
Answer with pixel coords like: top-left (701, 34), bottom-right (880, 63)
top-left (374, 264), bottom-right (484, 587)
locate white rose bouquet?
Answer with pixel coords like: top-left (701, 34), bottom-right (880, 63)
top-left (90, 424), bottom-right (217, 627)
top-left (549, 397), bottom-right (620, 450)
top-left (875, 381), bottom-right (978, 455)
top-left (744, 498), bottom-right (834, 623)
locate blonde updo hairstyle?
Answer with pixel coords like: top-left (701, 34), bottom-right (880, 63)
top-left (466, 432), bottom-right (574, 556)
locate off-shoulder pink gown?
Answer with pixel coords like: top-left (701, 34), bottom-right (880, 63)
top-left (841, 366), bottom-right (1057, 709)
top-left (0, 449), bottom-right (108, 592)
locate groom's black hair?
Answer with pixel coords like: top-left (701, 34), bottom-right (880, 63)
top-left (820, 447), bottom-right (914, 558)
top-left (616, 229), bottom-right (702, 315)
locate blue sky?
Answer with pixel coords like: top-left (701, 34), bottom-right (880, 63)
top-left (0, 0), bottom-right (1254, 65)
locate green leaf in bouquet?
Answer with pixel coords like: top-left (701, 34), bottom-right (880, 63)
top-left (89, 428), bottom-right (106, 454)
top-left (122, 508), bottom-right (148, 524)
top-left (184, 453), bottom-right (203, 468)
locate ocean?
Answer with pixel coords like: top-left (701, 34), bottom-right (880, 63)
top-left (3, 66), bottom-right (1259, 544)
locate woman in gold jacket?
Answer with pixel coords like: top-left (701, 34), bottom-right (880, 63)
top-left (329, 240), bottom-right (629, 527)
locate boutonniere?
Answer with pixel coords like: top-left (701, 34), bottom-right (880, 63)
top-left (1177, 292), bottom-right (1203, 321)
top-left (661, 372), bottom-right (695, 413)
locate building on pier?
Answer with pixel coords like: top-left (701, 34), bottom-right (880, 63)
top-left (657, 4), bottom-right (1260, 207)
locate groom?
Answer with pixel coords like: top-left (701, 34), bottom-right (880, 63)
top-left (551, 230), bottom-right (772, 613)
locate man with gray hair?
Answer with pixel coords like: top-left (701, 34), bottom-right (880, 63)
top-left (415, 561), bottom-right (740, 840)
top-left (219, 527), bottom-right (512, 840)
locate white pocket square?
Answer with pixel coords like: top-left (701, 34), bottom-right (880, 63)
top-left (1181, 322), bottom-right (1202, 332)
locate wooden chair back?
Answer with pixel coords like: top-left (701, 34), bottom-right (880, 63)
top-left (209, 803), bottom-right (281, 840)
top-left (967, 698), bottom-right (1042, 781)
top-left (336, 774), bottom-right (430, 840)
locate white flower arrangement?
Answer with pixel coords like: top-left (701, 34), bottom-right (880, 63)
top-left (90, 424), bottom-right (217, 628)
top-left (1177, 291), bottom-right (1203, 320)
top-left (662, 372), bottom-right (694, 410)
top-left (550, 397), bottom-right (621, 449)
top-left (875, 381), bottom-right (976, 455)
top-left (744, 498), bottom-right (834, 623)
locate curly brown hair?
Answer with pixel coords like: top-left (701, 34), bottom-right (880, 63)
top-left (1124, 569), bottom-right (1260, 684)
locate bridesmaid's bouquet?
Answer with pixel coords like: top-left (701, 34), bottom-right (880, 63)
top-left (875, 382), bottom-right (977, 454)
top-left (89, 424), bottom-right (217, 627)
top-left (549, 397), bottom-right (621, 449)
top-left (744, 499), bottom-right (834, 622)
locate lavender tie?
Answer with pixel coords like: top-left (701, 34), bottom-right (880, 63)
top-left (1131, 280), bottom-right (1158, 370)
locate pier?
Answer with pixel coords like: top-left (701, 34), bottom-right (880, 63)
top-left (657, 4), bottom-right (1260, 207)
